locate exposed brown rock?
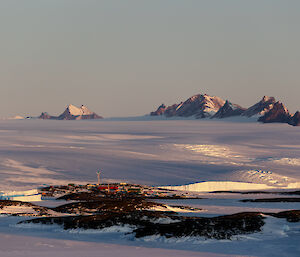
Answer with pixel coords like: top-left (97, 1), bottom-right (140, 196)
top-left (150, 104), bottom-right (166, 116)
top-left (288, 111), bottom-right (300, 126)
top-left (242, 96), bottom-right (276, 117)
top-left (212, 100), bottom-right (246, 119)
top-left (39, 112), bottom-right (55, 119)
top-left (150, 94), bottom-right (225, 118)
top-left (258, 101), bottom-right (291, 124)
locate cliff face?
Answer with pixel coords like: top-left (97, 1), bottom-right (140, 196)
top-left (242, 96), bottom-right (276, 117)
top-left (258, 102), bottom-right (291, 124)
top-left (212, 100), bottom-right (246, 119)
top-left (150, 104), bottom-right (167, 116)
top-left (288, 111), bottom-right (300, 126)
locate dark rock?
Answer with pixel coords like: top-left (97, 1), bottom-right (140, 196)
top-left (176, 94), bottom-right (225, 118)
top-left (288, 111), bottom-right (300, 126)
top-left (53, 198), bottom-right (162, 214)
top-left (271, 210), bottom-right (300, 222)
top-left (150, 104), bottom-right (166, 116)
top-left (242, 96), bottom-right (276, 117)
top-left (150, 94), bottom-right (225, 118)
top-left (134, 212), bottom-right (265, 239)
top-left (258, 101), bottom-right (291, 123)
top-left (164, 103), bottom-right (182, 117)
top-left (20, 211), bottom-right (265, 240)
top-left (212, 100), bottom-right (246, 119)
top-left (39, 112), bottom-right (55, 119)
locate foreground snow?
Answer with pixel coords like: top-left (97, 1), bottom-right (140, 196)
top-left (0, 213), bottom-right (299, 257)
top-left (0, 233), bottom-right (230, 257)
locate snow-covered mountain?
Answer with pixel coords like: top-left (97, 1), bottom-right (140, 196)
top-left (150, 94), bottom-right (299, 126)
top-left (151, 94), bottom-right (225, 118)
top-left (39, 104), bottom-right (103, 120)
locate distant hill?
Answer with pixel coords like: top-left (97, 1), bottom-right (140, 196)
top-left (39, 104), bottom-right (103, 120)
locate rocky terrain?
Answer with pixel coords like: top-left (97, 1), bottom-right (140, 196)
top-left (1, 182), bottom-right (299, 241)
top-left (15, 198), bottom-right (300, 240)
top-left (212, 100), bottom-right (246, 119)
top-left (0, 200), bottom-right (54, 216)
top-left (258, 102), bottom-right (291, 124)
top-left (150, 94), bottom-right (300, 126)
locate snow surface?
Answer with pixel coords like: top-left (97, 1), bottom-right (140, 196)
top-left (0, 232), bottom-right (228, 257)
top-left (7, 116), bottom-right (25, 120)
top-left (0, 189), bottom-right (41, 201)
top-left (162, 181), bottom-right (277, 192)
top-left (67, 104), bottom-right (83, 116)
top-left (0, 119), bottom-right (299, 191)
top-left (0, 206), bottom-right (39, 215)
top-left (0, 119), bottom-right (299, 256)
top-left (0, 214), bottom-right (299, 257)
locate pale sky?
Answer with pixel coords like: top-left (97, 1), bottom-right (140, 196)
top-left (0, 0), bottom-right (299, 118)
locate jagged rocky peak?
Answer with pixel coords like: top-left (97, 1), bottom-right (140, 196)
top-left (258, 101), bottom-right (291, 124)
top-left (150, 104), bottom-right (167, 116)
top-left (39, 112), bottom-right (54, 120)
top-left (39, 104), bottom-right (103, 120)
top-left (177, 94), bottom-right (225, 118)
top-left (288, 111), bottom-right (300, 126)
top-left (150, 94), bottom-right (225, 118)
top-left (242, 96), bottom-right (276, 117)
top-left (64, 104), bottom-right (94, 116)
top-left (149, 94), bottom-right (299, 127)
top-left (212, 100), bottom-right (246, 119)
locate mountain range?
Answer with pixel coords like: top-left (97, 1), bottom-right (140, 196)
top-left (150, 94), bottom-right (300, 126)
top-left (39, 104), bottom-right (102, 120)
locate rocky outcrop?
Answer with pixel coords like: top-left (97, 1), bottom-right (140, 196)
top-left (164, 103), bottom-right (182, 117)
top-left (242, 96), bottom-right (276, 117)
top-left (39, 112), bottom-right (55, 119)
top-left (288, 111), bottom-right (300, 126)
top-left (39, 104), bottom-right (103, 120)
top-left (258, 102), bottom-right (291, 124)
top-left (212, 100), bottom-right (246, 119)
top-left (150, 104), bottom-right (167, 116)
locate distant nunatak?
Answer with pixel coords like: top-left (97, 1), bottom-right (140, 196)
top-left (39, 104), bottom-right (103, 120)
top-left (150, 94), bottom-right (300, 127)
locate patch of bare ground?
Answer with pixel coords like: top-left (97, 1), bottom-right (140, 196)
top-left (0, 200), bottom-right (51, 216)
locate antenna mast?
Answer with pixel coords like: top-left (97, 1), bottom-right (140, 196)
top-left (96, 171), bottom-right (101, 185)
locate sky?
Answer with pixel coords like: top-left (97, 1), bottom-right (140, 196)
top-left (0, 0), bottom-right (299, 118)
